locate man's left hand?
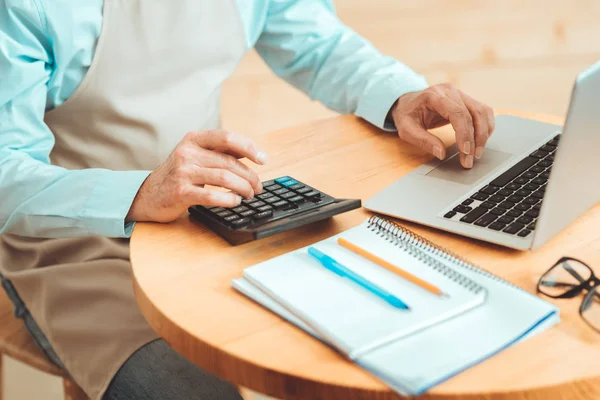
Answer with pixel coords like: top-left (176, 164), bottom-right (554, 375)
top-left (390, 83), bottom-right (495, 169)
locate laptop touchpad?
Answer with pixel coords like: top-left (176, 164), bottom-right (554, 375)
top-left (426, 149), bottom-right (513, 185)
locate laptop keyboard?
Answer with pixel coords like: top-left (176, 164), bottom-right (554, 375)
top-left (442, 134), bottom-right (560, 238)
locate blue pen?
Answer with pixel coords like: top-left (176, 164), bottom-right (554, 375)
top-left (307, 247), bottom-right (410, 310)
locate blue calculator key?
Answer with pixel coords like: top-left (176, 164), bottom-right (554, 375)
top-left (280, 179), bottom-right (299, 187)
top-left (274, 176), bottom-right (293, 185)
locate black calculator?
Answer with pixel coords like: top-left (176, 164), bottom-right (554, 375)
top-left (188, 176), bottom-right (361, 245)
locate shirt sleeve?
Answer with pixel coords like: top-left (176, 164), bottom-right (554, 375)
top-left (0, 0), bottom-right (150, 238)
top-left (255, 0), bottom-right (429, 131)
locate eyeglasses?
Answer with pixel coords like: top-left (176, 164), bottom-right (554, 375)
top-left (537, 257), bottom-right (600, 333)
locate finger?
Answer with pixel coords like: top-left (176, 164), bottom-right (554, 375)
top-left (184, 130), bottom-right (268, 165)
top-left (191, 168), bottom-right (255, 200)
top-left (397, 119), bottom-right (447, 160)
top-left (460, 92), bottom-right (493, 159)
top-left (446, 90), bottom-right (486, 157)
top-left (459, 153), bottom-right (473, 169)
top-left (182, 186), bottom-right (243, 209)
top-left (426, 92), bottom-right (475, 165)
top-left (196, 148), bottom-right (263, 194)
top-left (487, 107), bottom-right (496, 136)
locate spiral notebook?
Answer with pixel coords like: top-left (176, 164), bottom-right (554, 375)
top-left (233, 216), bottom-right (559, 396)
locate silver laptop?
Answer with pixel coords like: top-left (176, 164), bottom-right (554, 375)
top-left (365, 61), bottom-right (600, 251)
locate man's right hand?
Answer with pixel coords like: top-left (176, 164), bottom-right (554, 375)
top-left (126, 130), bottom-right (268, 223)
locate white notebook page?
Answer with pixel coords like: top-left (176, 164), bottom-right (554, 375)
top-left (243, 221), bottom-right (486, 358)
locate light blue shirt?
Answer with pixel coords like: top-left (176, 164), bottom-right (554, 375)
top-left (0, 0), bottom-right (428, 239)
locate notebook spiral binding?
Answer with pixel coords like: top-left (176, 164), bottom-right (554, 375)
top-left (367, 215), bottom-right (521, 295)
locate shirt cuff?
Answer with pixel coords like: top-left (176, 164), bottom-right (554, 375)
top-left (81, 170), bottom-right (151, 238)
top-left (355, 74), bottom-right (429, 132)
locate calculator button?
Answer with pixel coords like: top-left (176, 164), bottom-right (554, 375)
top-left (242, 199), bottom-right (260, 206)
top-left (217, 210), bottom-right (233, 218)
top-left (254, 210), bottom-right (273, 220)
top-left (231, 217), bottom-right (251, 228)
top-left (264, 197), bottom-right (280, 204)
top-left (280, 179), bottom-right (299, 187)
top-left (257, 192), bottom-right (274, 200)
top-left (257, 205), bottom-right (273, 212)
top-left (224, 214), bottom-right (240, 223)
top-left (272, 200), bottom-right (291, 209)
top-left (304, 190), bottom-right (321, 199)
top-left (240, 210), bottom-right (256, 218)
top-left (295, 186), bottom-right (311, 194)
top-left (274, 176), bottom-right (293, 185)
top-left (273, 188), bottom-right (289, 195)
top-left (265, 184), bottom-right (281, 191)
top-left (232, 206), bottom-right (248, 213)
top-left (249, 201), bottom-right (266, 208)
top-left (289, 195), bottom-right (305, 204)
top-left (280, 192), bottom-right (296, 199)
top-left (210, 207), bottom-right (225, 214)
top-left (290, 184), bottom-right (305, 191)
top-left (261, 180), bottom-right (275, 187)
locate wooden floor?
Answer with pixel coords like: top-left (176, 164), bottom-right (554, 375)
top-left (5, 1), bottom-right (600, 399)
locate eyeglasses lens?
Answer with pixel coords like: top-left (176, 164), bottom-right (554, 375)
top-left (538, 259), bottom-right (592, 297)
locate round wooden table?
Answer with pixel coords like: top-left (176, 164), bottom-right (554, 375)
top-left (131, 112), bottom-right (600, 400)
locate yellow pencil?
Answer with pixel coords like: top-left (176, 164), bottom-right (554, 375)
top-left (337, 237), bottom-right (448, 297)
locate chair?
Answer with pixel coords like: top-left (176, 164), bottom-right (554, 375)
top-left (0, 290), bottom-right (88, 400)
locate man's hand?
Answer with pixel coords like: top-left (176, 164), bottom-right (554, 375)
top-left (390, 83), bottom-right (495, 169)
top-left (127, 130), bottom-right (268, 223)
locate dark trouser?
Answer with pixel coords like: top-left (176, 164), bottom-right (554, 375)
top-left (1, 276), bottom-right (242, 400)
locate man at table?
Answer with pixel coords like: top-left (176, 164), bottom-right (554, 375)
top-left (0, 0), bottom-right (495, 399)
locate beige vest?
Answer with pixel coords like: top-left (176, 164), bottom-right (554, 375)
top-left (0, 1), bottom-right (247, 398)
